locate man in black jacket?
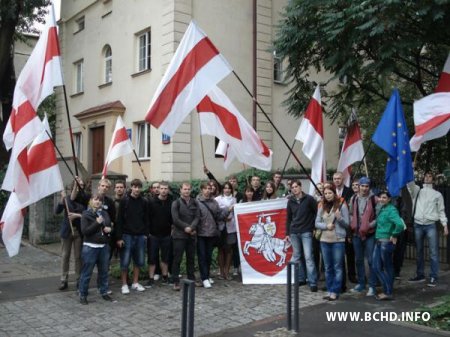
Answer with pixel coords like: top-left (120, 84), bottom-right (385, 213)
top-left (285, 180), bottom-right (318, 292)
top-left (116, 179), bottom-right (149, 295)
top-left (171, 182), bottom-right (200, 291)
top-left (146, 181), bottom-right (172, 287)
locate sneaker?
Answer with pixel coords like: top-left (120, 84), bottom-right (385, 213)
top-left (310, 286), bottom-right (318, 292)
top-left (203, 279), bottom-right (212, 288)
top-left (102, 294), bottom-right (114, 302)
top-left (208, 278), bottom-right (215, 284)
top-left (298, 281), bottom-right (307, 286)
top-left (80, 296), bottom-right (88, 305)
top-left (131, 283), bottom-right (145, 292)
top-left (161, 275), bottom-right (169, 284)
top-left (173, 283), bottom-right (181, 291)
top-left (154, 274), bottom-right (160, 281)
top-left (427, 278), bottom-right (437, 287)
top-left (121, 285), bottom-right (130, 295)
top-left (408, 275), bottom-right (425, 283)
top-left (144, 279), bottom-right (154, 289)
top-left (366, 287), bottom-right (376, 297)
top-left (195, 281), bottom-right (203, 287)
top-left (350, 284), bottom-right (365, 293)
top-left (233, 268), bottom-right (239, 276)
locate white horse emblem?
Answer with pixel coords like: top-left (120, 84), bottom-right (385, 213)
top-left (243, 214), bottom-right (291, 266)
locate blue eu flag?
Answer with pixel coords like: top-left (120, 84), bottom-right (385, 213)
top-left (372, 89), bottom-right (414, 197)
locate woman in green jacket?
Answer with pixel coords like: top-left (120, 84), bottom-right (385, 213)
top-left (373, 190), bottom-right (405, 300)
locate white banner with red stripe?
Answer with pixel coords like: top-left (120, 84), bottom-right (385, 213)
top-left (198, 86), bottom-right (272, 171)
top-left (145, 21), bottom-right (232, 136)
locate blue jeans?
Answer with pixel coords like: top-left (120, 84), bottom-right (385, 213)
top-left (353, 235), bottom-right (376, 288)
top-left (197, 236), bottom-right (217, 281)
top-left (320, 242), bottom-right (345, 295)
top-left (120, 234), bottom-right (146, 270)
top-left (414, 223), bottom-right (439, 279)
top-left (290, 232), bottom-right (317, 286)
top-left (372, 241), bottom-right (395, 295)
top-left (79, 244), bottom-right (110, 297)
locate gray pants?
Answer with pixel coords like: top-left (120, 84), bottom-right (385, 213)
top-left (60, 230), bottom-right (82, 282)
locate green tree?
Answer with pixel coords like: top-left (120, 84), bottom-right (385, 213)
top-left (0, 0), bottom-right (50, 165)
top-left (273, 0), bottom-right (450, 178)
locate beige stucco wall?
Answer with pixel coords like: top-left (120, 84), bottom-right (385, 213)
top-left (55, 0), bottom-right (340, 183)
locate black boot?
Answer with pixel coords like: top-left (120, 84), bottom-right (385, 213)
top-left (59, 281), bottom-right (68, 291)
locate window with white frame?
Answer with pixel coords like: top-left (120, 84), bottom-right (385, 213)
top-left (137, 29), bottom-right (151, 72)
top-left (104, 45), bottom-right (112, 83)
top-left (273, 52), bottom-right (284, 83)
top-left (74, 60), bottom-right (84, 93)
top-left (136, 123), bottom-right (150, 159)
top-left (74, 132), bottom-right (82, 159)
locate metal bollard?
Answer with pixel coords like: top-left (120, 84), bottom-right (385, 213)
top-left (286, 261), bottom-right (300, 332)
top-left (181, 279), bottom-right (195, 337)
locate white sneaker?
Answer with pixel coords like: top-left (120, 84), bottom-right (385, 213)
top-left (203, 279), bottom-right (212, 288)
top-left (131, 283), bottom-right (145, 292)
top-left (154, 274), bottom-right (160, 281)
top-left (366, 287), bottom-right (376, 297)
top-left (121, 285), bottom-right (130, 295)
top-left (208, 278), bottom-right (215, 284)
top-left (233, 268), bottom-right (239, 276)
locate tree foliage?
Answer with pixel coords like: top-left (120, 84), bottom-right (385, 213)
top-left (273, 0), bottom-right (450, 178)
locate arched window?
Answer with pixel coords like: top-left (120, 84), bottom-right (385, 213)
top-left (104, 45), bottom-right (112, 83)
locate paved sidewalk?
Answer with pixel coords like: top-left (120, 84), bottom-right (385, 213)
top-left (0, 241), bottom-right (449, 336)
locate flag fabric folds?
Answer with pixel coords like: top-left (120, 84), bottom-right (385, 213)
top-left (337, 110), bottom-right (364, 187)
top-left (435, 53), bottom-right (450, 93)
top-left (410, 53), bottom-right (450, 151)
top-left (295, 85), bottom-right (326, 193)
top-left (410, 92), bottom-right (450, 152)
top-left (145, 20), bottom-right (232, 136)
top-left (102, 116), bottom-right (134, 177)
top-left (372, 89), bottom-right (414, 197)
top-left (1, 115), bottom-right (63, 257)
top-left (197, 86), bottom-right (272, 171)
top-left (1, 5), bottom-right (63, 257)
top-left (2, 4), bottom-right (62, 204)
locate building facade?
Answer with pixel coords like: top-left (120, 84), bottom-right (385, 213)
top-left (55, 0), bottom-right (340, 182)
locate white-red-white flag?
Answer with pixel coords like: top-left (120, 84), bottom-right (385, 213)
top-left (102, 116), bottom-right (134, 177)
top-left (337, 110), bottom-right (364, 187)
top-left (295, 85), bottom-right (326, 193)
top-left (215, 140), bottom-right (234, 169)
top-left (197, 86), bottom-right (272, 171)
top-left (2, 4), bottom-right (63, 204)
top-left (410, 54), bottom-right (450, 151)
top-left (435, 53), bottom-right (450, 93)
top-left (410, 92), bottom-right (450, 152)
top-left (1, 115), bottom-right (63, 257)
top-left (145, 21), bottom-right (232, 136)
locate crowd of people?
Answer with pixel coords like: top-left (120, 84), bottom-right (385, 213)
top-left (55, 169), bottom-right (448, 305)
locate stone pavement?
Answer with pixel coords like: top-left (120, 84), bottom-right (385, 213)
top-left (0, 241), bottom-right (449, 337)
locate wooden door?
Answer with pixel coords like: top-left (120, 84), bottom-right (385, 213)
top-left (91, 126), bottom-right (104, 174)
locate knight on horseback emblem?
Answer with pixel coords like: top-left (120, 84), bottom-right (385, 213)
top-left (243, 213), bottom-right (291, 266)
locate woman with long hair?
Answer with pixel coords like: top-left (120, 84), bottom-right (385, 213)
top-left (262, 181), bottom-right (277, 200)
top-left (315, 185), bottom-right (349, 301)
top-left (215, 182), bottom-right (237, 280)
top-left (241, 185), bottom-right (254, 203)
top-left (78, 194), bottom-right (113, 304)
